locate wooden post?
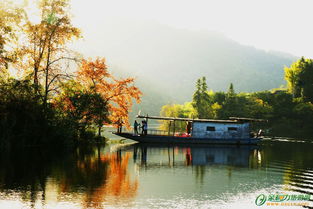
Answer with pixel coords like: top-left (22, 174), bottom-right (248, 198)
top-left (191, 119), bottom-right (194, 136)
top-left (168, 121), bottom-right (172, 136)
top-left (146, 114), bottom-right (149, 135)
top-left (173, 119), bottom-right (176, 136)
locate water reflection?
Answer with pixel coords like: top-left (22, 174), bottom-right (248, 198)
top-left (0, 139), bottom-right (313, 208)
top-left (131, 145), bottom-right (263, 188)
top-left (132, 144), bottom-right (262, 168)
top-left (0, 146), bottom-right (138, 208)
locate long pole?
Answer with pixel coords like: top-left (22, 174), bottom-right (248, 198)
top-left (168, 121), bottom-right (172, 136)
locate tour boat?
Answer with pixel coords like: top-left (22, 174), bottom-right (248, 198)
top-left (114, 115), bottom-right (265, 145)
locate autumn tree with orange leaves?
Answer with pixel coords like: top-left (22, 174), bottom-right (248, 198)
top-left (20, 0), bottom-right (81, 109)
top-left (0, 0), bottom-right (142, 145)
top-left (54, 58), bottom-right (142, 138)
top-left (76, 58), bottom-right (142, 131)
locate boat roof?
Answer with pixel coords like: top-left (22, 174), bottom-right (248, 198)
top-left (136, 115), bottom-right (266, 123)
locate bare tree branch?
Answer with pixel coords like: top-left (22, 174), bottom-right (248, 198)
top-left (48, 56), bottom-right (78, 67)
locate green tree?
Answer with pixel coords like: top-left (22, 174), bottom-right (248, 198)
top-left (228, 83), bottom-right (235, 96)
top-left (285, 57), bottom-right (313, 102)
top-left (160, 102), bottom-right (195, 132)
top-left (192, 76), bottom-right (211, 118)
top-left (54, 80), bottom-right (109, 138)
top-left (0, 78), bottom-right (75, 147)
top-left (211, 91), bottom-right (226, 105)
top-left (217, 83), bottom-right (240, 119)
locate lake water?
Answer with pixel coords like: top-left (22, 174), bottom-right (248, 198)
top-left (0, 137), bottom-right (313, 208)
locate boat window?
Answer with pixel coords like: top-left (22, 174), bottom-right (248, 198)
top-left (206, 155), bottom-right (215, 163)
top-left (228, 127), bottom-right (237, 131)
top-left (206, 126), bottom-right (215, 131)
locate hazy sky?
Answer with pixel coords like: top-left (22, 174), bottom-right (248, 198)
top-left (69, 0), bottom-right (313, 58)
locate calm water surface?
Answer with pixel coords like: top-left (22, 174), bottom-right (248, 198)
top-left (0, 137), bottom-right (313, 208)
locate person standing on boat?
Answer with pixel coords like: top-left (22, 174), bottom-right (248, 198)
top-left (144, 120), bottom-right (148, 135)
top-left (257, 129), bottom-right (264, 137)
top-left (141, 120), bottom-right (148, 135)
top-left (133, 120), bottom-right (139, 135)
top-left (141, 120), bottom-right (145, 135)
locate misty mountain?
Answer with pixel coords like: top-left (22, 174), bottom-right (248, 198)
top-left (78, 20), bottom-right (297, 116)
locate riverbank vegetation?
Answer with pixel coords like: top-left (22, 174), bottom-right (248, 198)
top-left (0, 0), bottom-right (141, 148)
top-left (161, 58), bottom-right (313, 138)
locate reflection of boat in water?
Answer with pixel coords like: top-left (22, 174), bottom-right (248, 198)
top-left (129, 144), bottom-right (262, 168)
top-left (115, 115), bottom-right (265, 145)
top-left (191, 146), bottom-right (255, 166)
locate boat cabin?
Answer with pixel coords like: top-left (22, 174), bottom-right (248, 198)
top-left (136, 115), bottom-right (265, 139)
top-left (191, 121), bottom-right (249, 139)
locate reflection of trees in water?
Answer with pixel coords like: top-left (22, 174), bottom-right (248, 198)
top-left (194, 166), bottom-right (206, 185)
top-left (0, 147), bottom-right (56, 208)
top-left (132, 145), bottom-right (262, 186)
top-left (0, 146), bottom-right (138, 208)
top-left (249, 149), bottom-right (263, 169)
top-left (263, 142), bottom-right (313, 196)
top-left (82, 152), bottom-right (138, 208)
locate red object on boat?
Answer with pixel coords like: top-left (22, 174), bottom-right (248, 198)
top-left (175, 133), bottom-right (191, 137)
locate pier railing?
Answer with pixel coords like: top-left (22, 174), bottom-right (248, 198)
top-left (122, 128), bottom-right (251, 138)
top-left (129, 128), bottom-right (190, 136)
top-left (147, 129), bottom-right (170, 136)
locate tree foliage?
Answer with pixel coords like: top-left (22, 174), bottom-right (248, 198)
top-left (0, 78), bottom-right (75, 147)
top-left (285, 57), bottom-right (313, 102)
top-left (54, 80), bottom-right (109, 137)
top-left (0, 0), bottom-right (142, 146)
top-left (160, 102), bottom-right (195, 131)
top-left (192, 76), bottom-right (211, 118)
top-left (20, 0), bottom-right (81, 107)
top-left (76, 58), bottom-right (142, 128)
top-left (161, 73), bottom-right (313, 137)
top-left (0, 1), bottom-right (23, 74)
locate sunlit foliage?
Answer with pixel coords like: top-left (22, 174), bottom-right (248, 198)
top-left (160, 102), bottom-right (195, 131)
top-left (77, 58), bottom-right (142, 129)
top-left (0, 0), bottom-right (142, 146)
top-left (0, 1), bottom-right (23, 75)
top-left (20, 0), bottom-right (81, 107)
top-left (160, 75), bottom-right (313, 137)
top-left (285, 57), bottom-right (313, 102)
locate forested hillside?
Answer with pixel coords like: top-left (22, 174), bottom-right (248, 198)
top-left (97, 22), bottom-right (298, 116)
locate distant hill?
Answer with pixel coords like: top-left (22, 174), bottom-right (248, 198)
top-left (77, 20), bottom-right (297, 117)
